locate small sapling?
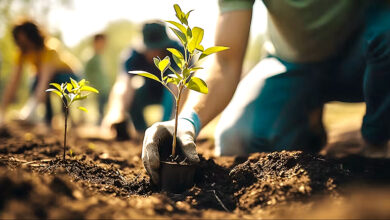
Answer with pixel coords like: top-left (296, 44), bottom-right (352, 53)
top-left (46, 78), bottom-right (99, 161)
top-left (129, 4), bottom-right (228, 158)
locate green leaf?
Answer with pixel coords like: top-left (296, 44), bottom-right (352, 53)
top-left (167, 48), bottom-right (184, 59)
top-left (79, 79), bottom-right (86, 86)
top-left (46, 89), bottom-right (63, 98)
top-left (129, 71), bottom-right (161, 82)
top-left (70, 77), bottom-right (78, 88)
top-left (169, 27), bottom-right (187, 45)
top-left (66, 83), bottom-right (73, 93)
top-left (185, 10), bottom-right (194, 20)
top-left (74, 95), bottom-right (87, 101)
top-left (185, 76), bottom-right (208, 94)
top-left (196, 44), bottom-right (204, 52)
top-left (158, 56), bottom-right (170, 73)
top-left (80, 85), bottom-right (99, 93)
top-left (187, 27), bottom-right (192, 38)
top-left (172, 55), bottom-right (183, 69)
top-left (174, 4), bottom-right (184, 20)
top-left (164, 74), bottom-right (180, 85)
top-left (167, 48), bottom-right (184, 69)
top-left (190, 67), bottom-right (203, 71)
top-left (183, 68), bottom-right (191, 78)
top-left (153, 57), bottom-right (160, 68)
top-left (166, 21), bottom-right (187, 35)
top-left (63, 93), bottom-right (71, 104)
top-left (78, 106), bottom-right (88, 112)
top-left (188, 27), bottom-right (204, 53)
top-left (199, 46), bottom-right (229, 60)
top-left (174, 4), bottom-right (188, 25)
top-left (49, 83), bottom-right (62, 92)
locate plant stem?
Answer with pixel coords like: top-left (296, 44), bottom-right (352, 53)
top-left (172, 84), bottom-right (184, 157)
top-left (63, 107), bottom-right (68, 162)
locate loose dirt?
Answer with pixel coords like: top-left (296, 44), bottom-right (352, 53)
top-left (0, 121), bottom-right (389, 219)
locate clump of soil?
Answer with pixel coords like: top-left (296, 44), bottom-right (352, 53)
top-left (0, 169), bottom-right (84, 219)
top-left (230, 151), bottom-right (348, 212)
top-left (36, 158), bottom-right (154, 196)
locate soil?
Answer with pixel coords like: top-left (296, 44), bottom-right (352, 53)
top-left (0, 121), bottom-right (390, 219)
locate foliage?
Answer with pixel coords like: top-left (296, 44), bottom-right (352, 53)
top-left (46, 78), bottom-right (98, 161)
top-left (129, 4), bottom-right (229, 157)
top-left (46, 78), bottom-right (99, 111)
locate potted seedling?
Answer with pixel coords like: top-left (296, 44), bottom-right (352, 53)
top-left (130, 4), bottom-right (228, 192)
top-left (46, 78), bottom-right (99, 161)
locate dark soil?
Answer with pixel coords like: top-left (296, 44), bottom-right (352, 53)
top-left (0, 121), bottom-right (389, 219)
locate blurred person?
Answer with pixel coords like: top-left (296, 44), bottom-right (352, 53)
top-left (0, 21), bottom-right (79, 127)
top-left (84, 33), bottom-right (110, 124)
top-left (142, 0), bottom-right (390, 184)
top-left (102, 21), bottom-right (183, 140)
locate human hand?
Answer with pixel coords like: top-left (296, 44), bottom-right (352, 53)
top-left (142, 119), bottom-right (200, 184)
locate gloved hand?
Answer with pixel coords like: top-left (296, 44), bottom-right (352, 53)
top-left (142, 119), bottom-right (200, 184)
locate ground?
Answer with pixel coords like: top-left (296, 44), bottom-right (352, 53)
top-left (0, 102), bottom-right (389, 219)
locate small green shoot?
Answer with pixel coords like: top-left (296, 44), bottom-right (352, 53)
top-left (46, 78), bottom-right (99, 161)
top-left (129, 4), bottom-right (228, 157)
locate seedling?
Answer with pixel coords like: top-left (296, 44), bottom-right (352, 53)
top-left (129, 4), bottom-right (228, 158)
top-left (46, 78), bottom-right (99, 161)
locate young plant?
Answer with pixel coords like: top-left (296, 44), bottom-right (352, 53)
top-left (129, 4), bottom-right (228, 158)
top-left (46, 78), bottom-right (99, 161)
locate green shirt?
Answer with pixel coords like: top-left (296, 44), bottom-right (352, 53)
top-left (84, 54), bottom-right (109, 94)
top-left (219, 0), bottom-right (367, 62)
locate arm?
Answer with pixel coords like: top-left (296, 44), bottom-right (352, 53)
top-left (182, 9), bottom-right (253, 127)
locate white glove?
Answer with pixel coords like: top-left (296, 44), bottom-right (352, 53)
top-left (142, 119), bottom-right (200, 184)
top-left (19, 97), bottom-right (38, 121)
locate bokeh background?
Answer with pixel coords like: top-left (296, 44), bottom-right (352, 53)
top-left (0, 0), bottom-right (364, 139)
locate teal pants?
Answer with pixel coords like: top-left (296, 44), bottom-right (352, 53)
top-left (215, 5), bottom-right (390, 156)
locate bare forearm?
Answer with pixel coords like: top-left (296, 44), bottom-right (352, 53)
top-left (183, 60), bottom-right (241, 127)
top-left (182, 10), bottom-right (252, 128)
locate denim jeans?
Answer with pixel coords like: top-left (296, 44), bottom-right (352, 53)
top-left (215, 5), bottom-right (390, 156)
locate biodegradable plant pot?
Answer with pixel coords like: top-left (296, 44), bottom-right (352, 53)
top-left (159, 161), bottom-right (196, 193)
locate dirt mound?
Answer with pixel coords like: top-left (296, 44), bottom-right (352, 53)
top-left (37, 158), bottom-right (154, 196)
top-left (0, 169), bottom-right (84, 219)
top-left (1, 122), bottom-right (390, 218)
top-left (229, 151), bottom-right (348, 212)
